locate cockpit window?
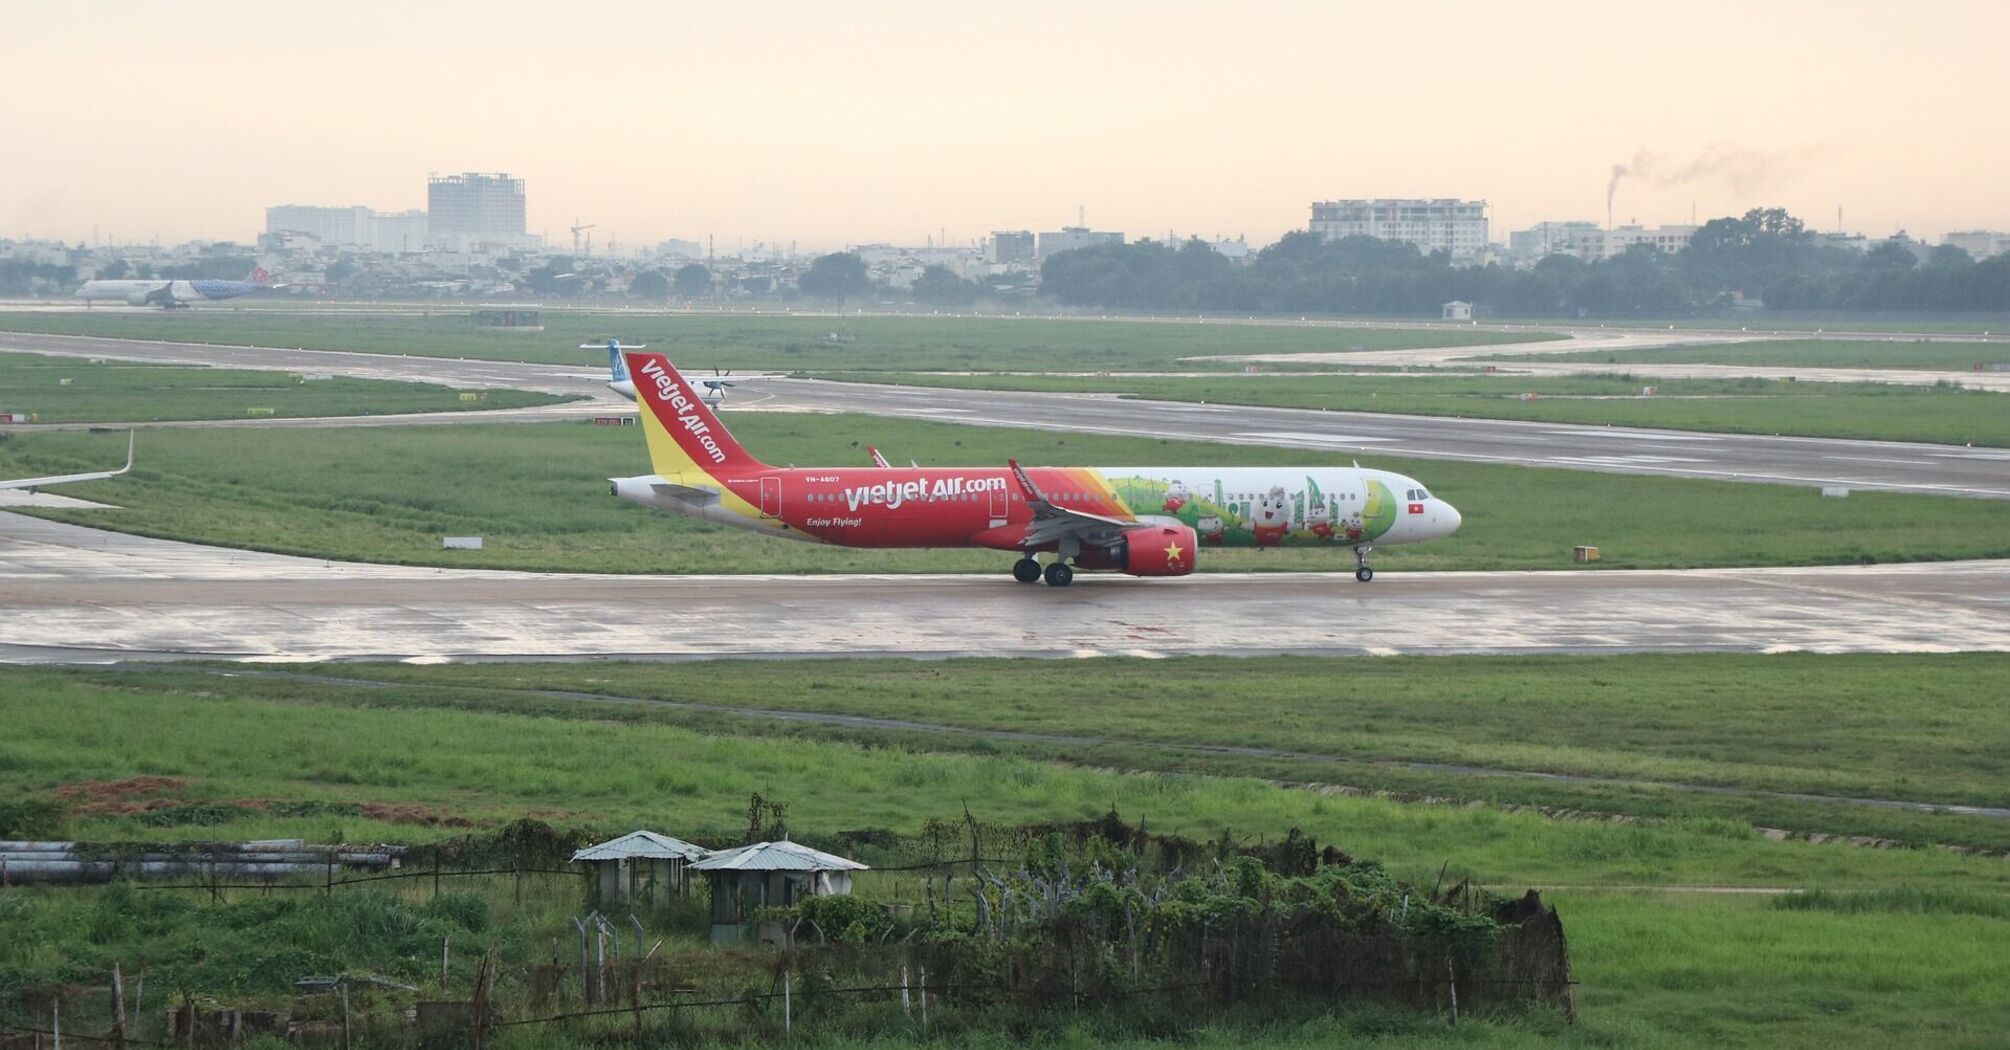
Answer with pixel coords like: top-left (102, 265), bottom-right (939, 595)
top-left (1416, 489), bottom-right (1430, 500)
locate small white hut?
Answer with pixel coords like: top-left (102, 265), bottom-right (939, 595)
top-left (691, 841), bottom-right (869, 942)
top-left (571, 831), bottom-right (710, 906)
top-left (1441, 300), bottom-right (1474, 321)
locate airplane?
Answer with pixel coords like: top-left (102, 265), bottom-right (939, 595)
top-left (591, 339), bottom-right (777, 406)
top-left (0, 431), bottom-right (134, 491)
top-left (608, 354), bottom-right (1460, 586)
top-left (75, 267), bottom-right (276, 309)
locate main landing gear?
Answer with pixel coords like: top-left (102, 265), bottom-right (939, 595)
top-left (1353, 546), bottom-right (1374, 584)
top-left (1011, 556), bottom-right (1074, 587)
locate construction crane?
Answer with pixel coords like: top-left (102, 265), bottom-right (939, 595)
top-left (570, 220), bottom-right (596, 257)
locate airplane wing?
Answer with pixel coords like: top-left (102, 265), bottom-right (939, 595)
top-left (1, 432), bottom-right (134, 491)
top-left (1006, 458), bottom-right (1130, 548)
top-left (611, 478), bottom-right (718, 506)
top-left (866, 446), bottom-right (891, 468)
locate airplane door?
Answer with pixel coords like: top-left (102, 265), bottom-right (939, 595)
top-left (988, 484), bottom-right (1008, 527)
top-left (760, 477), bottom-right (782, 518)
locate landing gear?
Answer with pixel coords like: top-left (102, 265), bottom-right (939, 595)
top-left (1012, 557), bottom-right (1042, 584)
top-left (1353, 546), bottom-right (1374, 584)
top-left (1043, 561), bottom-right (1074, 587)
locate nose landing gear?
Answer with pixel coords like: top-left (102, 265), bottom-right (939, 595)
top-left (1353, 546), bottom-right (1374, 583)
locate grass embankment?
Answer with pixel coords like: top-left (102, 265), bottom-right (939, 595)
top-left (827, 370), bottom-right (2010, 447)
top-left (0, 351), bottom-right (564, 422)
top-left (320, 653), bottom-right (2010, 851)
top-left (0, 309), bottom-right (1555, 372)
top-left (5, 663), bottom-right (2010, 1047)
top-left (1514, 338), bottom-right (2010, 373)
top-left (6, 417), bottom-right (2009, 574)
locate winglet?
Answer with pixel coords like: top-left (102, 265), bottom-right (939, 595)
top-left (1006, 458), bottom-right (1049, 506)
top-left (118, 430), bottom-right (134, 475)
top-left (866, 445), bottom-right (891, 468)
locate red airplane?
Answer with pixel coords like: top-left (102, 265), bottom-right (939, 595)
top-left (609, 353), bottom-right (1460, 585)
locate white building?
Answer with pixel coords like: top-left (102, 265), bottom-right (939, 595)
top-left (1566, 224), bottom-right (1700, 263)
top-left (1942, 230), bottom-right (2010, 260)
top-left (1508, 221), bottom-right (1600, 261)
top-left (265, 205), bottom-right (374, 247)
top-left (1036, 226), bottom-right (1124, 259)
top-left (1309, 199), bottom-right (1488, 261)
top-left (371, 210), bottom-right (428, 253)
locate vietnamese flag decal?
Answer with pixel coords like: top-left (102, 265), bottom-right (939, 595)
top-left (1408, 502), bottom-right (1424, 515)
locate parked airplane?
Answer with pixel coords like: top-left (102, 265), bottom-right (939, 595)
top-left (592, 340), bottom-right (774, 406)
top-left (609, 354), bottom-right (1459, 585)
top-left (0, 432), bottom-right (133, 491)
top-left (75, 267), bottom-right (275, 308)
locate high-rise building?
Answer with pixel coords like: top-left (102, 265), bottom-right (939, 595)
top-left (1309, 199), bottom-right (1489, 261)
top-left (426, 172), bottom-right (527, 248)
top-left (1035, 226), bottom-right (1123, 259)
top-left (988, 230), bottom-right (1036, 264)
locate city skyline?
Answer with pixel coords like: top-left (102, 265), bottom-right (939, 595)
top-left (5, 0), bottom-right (2007, 250)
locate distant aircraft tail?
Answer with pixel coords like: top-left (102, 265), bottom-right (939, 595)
top-left (609, 340), bottom-right (628, 383)
top-left (624, 352), bottom-right (769, 478)
top-left (246, 266), bottom-right (270, 284)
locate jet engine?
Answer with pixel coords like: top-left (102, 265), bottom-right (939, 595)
top-left (1113, 522), bottom-right (1197, 577)
top-left (125, 290), bottom-right (154, 305)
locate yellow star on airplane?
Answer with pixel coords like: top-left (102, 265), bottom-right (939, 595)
top-left (1164, 540), bottom-right (1185, 565)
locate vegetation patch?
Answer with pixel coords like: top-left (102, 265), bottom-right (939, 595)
top-left (0, 350), bottom-right (566, 422)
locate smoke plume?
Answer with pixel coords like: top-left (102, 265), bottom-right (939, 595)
top-left (1605, 143), bottom-right (1810, 220)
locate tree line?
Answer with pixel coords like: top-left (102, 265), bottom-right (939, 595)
top-left (1034, 209), bottom-right (2010, 317)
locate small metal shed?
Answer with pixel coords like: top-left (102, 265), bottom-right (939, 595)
top-left (690, 841), bottom-right (869, 942)
top-left (571, 830), bottom-right (710, 906)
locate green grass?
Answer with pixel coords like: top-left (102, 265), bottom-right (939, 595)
top-left (6, 415), bottom-right (2009, 574)
top-left (0, 309), bottom-right (1556, 372)
top-left (827, 370), bottom-right (2010, 447)
top-left (0, 350), bottom-right (565, 422)
top-left (1514, 338), bottom-right (2010, 373)
top-left (6, 663), bottom-right (2010, 1047)
top-left (300, 653), bottom-right (2010, 850)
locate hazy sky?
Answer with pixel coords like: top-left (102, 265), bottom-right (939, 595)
top-left (5, 1), bottom-right (2007, 251)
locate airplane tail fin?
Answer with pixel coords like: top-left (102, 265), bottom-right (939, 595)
top-left (624, 352), bottom-right (769, 478)
top-left (246, 265), bottom-right (270, 284)
top-left (609, 342), bottom-right (629, 383)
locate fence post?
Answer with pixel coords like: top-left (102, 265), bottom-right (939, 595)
top-left (433, 850), bottom-right (442, 901)
top-left (573, 918), bottom-right (592, 1005)
top-left (919, 966), bottom-right (927, 1035)
top-left (111, 963), bottom-right (126, 1050)
top-left (339, 980), bottom-right (351, 1050)
top-left (1446, 957), bottom-right (1458, 1025)
top-left (50, 996), bottom-right (60, 1050)
top-left (131, 968), bottom-right (144, 1030)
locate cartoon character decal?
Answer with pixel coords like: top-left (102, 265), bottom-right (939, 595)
top-left (1162, 480), bottom-right (1190, 515)
top-left (1250, 486), bottom-right (1291, 546)
top-left (1303, 477), bottom-right (1334, 540)
top-left (1196, 512), bottom-right (1226, 545)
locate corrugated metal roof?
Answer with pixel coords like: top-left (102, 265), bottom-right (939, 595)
top-left (570, 830), bottom-right (711, 862)
top-left (689, 840), bottom-right (868, 873)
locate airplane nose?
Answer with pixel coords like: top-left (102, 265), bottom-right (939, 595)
top-left (1442, 503), bottom-right (1462, 535)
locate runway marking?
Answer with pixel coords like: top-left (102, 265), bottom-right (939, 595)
top-left (1234, 431), bottom-right (1394, 445)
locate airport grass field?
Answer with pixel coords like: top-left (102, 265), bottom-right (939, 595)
top-left (0, 350), bottom-right (564, 422)
top-left (7, 415), bottom-right (2010, 574)
top-left (1522, 338), bottom-right (2010, 372)
top-left (826, 370), bottom-right (2010, 447)
top-left (0, 309), bottom-right (1554, 372)
top-left (5, 660), bottom-right (2010, 1048)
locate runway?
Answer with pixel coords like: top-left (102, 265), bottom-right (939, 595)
top-left (6, 331), bottom-right (2009, 498)
top-left (3, 514), bottom-right (2005, 663)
